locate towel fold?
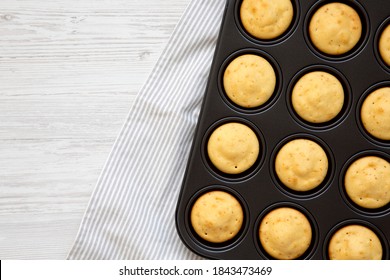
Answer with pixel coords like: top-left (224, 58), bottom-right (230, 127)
top-left (67, 0), bottom-right (225, 260)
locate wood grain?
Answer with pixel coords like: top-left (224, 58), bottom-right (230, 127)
top-left (0, 0), bottom-right (190, 259)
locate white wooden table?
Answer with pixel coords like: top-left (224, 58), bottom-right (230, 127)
top-left (0, 0), bottom-right (191, 259)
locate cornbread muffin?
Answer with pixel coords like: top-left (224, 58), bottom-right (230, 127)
top-left (328, 224), bottom-right (383, 260)
top-left (259, 207), bottom-right (312, 259)
top-left (344, 156), bottom-right (390, 209)
top-left (223, 54), bottom-right (276, 108)
top-left (207, 122), bottom-right (259, 174)
top-left (240, 0), bottom-right (294, 40)
top-left (275, 139), bottom-right (329, 191)
top-left (292, 71), bottom-right (344, 123)
top-left (190, 190), bottom-right (244, 243)
top-left (361, 87), bottom-right (390, 141)
top-left (379, 24), bottom-right (390, 66)
top-left (309, 3), bottom-right (362, 55)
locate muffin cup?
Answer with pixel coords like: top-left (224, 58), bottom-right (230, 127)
top-left (184, 185), bottom-right (250, 251)
top-left (287, 65), bottom-right (352, 130)
top-left (201, 117), bottom-right (266, 181)
top-left (235, 0), bottom-right (301, 45)
top-left (374, 17), bottom-right (390, 73)
top-left (254, 202), bottom-right (319, 259)
top-left (323, 219), bottom-right (389, 260)
top-left (218, 49), bottom-right (283, 113)
top-left (270, 133), bottom-right (335, 199)
top-left (339, 150), bottom-right (390, 216)
top-left (303, 0), bottom-right (370, 61)
top-left (356, 81), bottom-right (390, 147)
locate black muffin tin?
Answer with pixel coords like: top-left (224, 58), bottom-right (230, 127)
top-left (175, 0), bottom-right (390, 259)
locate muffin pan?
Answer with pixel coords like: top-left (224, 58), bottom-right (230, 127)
top-left (175, 0), bottom-right (390, 259)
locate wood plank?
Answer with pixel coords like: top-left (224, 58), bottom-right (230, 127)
top-left (0, 0), bottom-right (191, 259)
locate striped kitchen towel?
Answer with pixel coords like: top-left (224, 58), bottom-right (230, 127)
top-left (67, 0), bottom-right (225, 259)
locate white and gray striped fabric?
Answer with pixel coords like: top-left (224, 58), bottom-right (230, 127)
top-left (67, 0), bottom-right (225, 259)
